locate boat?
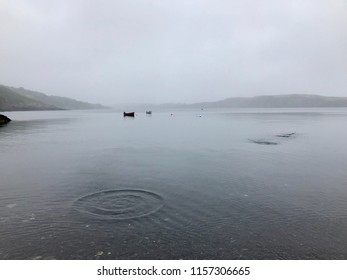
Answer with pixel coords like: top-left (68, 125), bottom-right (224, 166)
top-left (123, 112), bottom-right (135, 117)
top-left (145, 111), bottom-right (152, 115)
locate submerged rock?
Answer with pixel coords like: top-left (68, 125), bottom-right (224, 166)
top-left (0, 114), bottom-right (11, 124)
top-left (95, 251), bottom-right (104, 257)
top-left (276, 132), bottom-right (296, 138)
top-left (249, 132), bottom-right (297, 145)
top-left (248, 139), bottom-right (278, 145)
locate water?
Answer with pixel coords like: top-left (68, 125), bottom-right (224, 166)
top-left (0, 108), bottom-right (347, 259)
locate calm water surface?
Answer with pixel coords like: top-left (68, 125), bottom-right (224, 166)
top-left (0, 108), bottom-right (347, 259)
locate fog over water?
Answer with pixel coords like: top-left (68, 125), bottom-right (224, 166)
top-left (1, 0), bottom-right (347, 104)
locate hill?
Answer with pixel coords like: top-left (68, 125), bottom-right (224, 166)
top-left (10, 87), bottom-right (106, 110)
top-left (190, 94), bottom-right (347, 108)
top-left (0, 85), bottom-right (60, 111)
top-left (118, 94), bottom-right (347, 111)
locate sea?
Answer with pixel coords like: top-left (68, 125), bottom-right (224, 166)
top-left (0, 108), bottom-right (347, 259)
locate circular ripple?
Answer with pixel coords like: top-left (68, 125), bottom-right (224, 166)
top-left (73, 189), bottom-right (164, 220)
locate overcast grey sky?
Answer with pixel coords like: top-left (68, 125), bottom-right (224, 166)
top-left (1, 0), bottom-right (346, 104)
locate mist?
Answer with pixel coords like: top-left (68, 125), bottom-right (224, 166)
top-left (1, 0), bottom-right (346, 105)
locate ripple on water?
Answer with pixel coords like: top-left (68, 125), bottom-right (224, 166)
top-left (73, 189), bottom-right (164, 220)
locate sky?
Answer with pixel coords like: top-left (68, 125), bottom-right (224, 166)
top-left (1, 0), bottom-right (346, 105)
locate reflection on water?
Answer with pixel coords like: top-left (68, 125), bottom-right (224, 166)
top-left (1, 108), bottom-right (347, 259)
top-left (0, 118), bottom-right (72, 134)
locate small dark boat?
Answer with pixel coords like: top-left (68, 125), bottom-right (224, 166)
top-left (146, 111), bottom-right (152, 115)
top-left (123, 112), bottom-right (135, 117)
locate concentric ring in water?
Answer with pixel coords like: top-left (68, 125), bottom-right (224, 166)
top-left (73, 189), bottom-right (164, 220)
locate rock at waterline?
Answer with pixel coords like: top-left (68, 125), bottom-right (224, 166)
top-left (248, 139), bottom-right (278, 145)
top-left (276, 132), bottom-right (296, 138)
top-left (0, 114), bottom-right (11, 124)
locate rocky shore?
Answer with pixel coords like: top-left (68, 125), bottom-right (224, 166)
top-left (0, 114), bottom-right (11, 124)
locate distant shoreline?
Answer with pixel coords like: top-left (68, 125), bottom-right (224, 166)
top-left (110, 94), bottom-right (347, 111)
